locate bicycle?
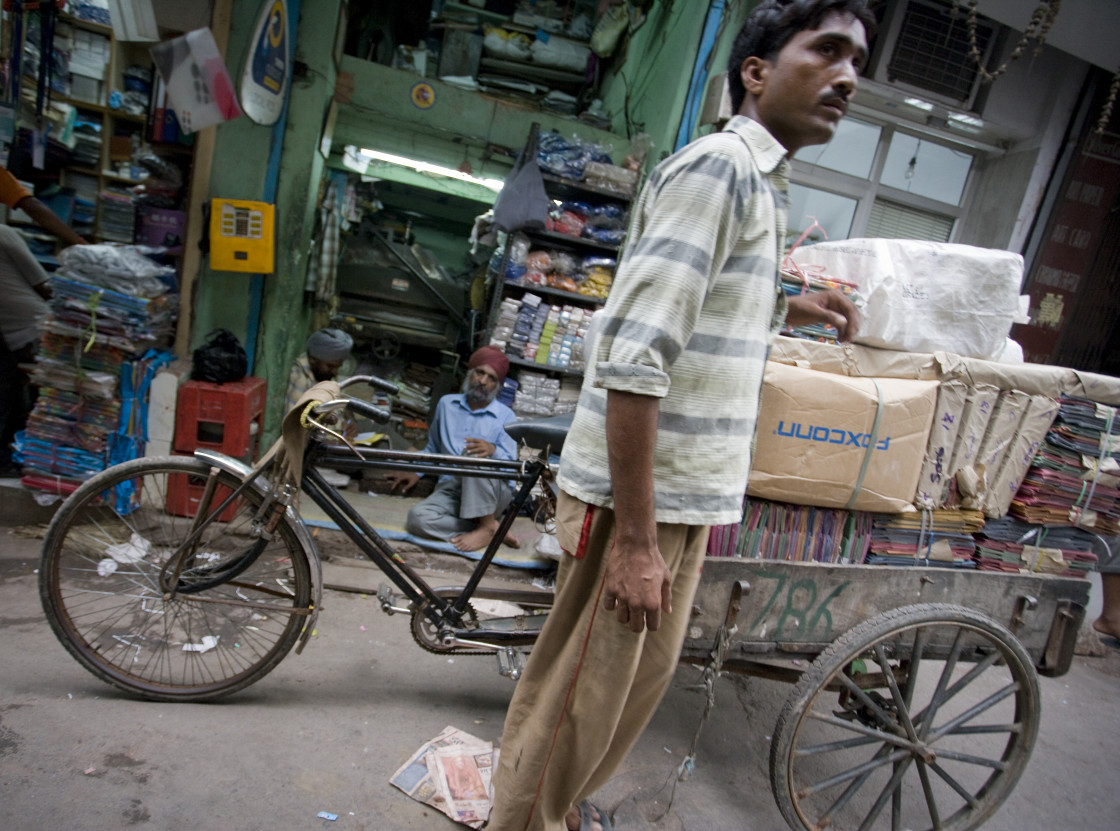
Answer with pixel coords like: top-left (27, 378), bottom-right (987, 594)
top-left (38, 374), bottom-right (1098, 829)
top-left (39, 375), bottom-right (568, 703)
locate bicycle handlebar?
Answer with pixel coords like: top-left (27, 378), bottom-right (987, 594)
top-left (339, 374), bottom-right (400, 396)
top-left (310, 398), bottom-right (393, 424)
top-left (346, 398), bottom-right (394, 424)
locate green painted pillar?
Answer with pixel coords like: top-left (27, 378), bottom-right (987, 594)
top-left (192, 0), bottom-right (342, 446)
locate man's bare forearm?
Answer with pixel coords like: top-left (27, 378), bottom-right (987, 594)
top-left (602, 388), bottom-right (673, 631)
top-left (19, 197), bottom-right (87, 247)
top-left (605, 389), bottom-right (659, 547)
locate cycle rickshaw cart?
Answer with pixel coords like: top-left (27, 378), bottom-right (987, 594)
top-left (679, 555), bottom-right (1088, 831)
top-left (37, 382), bottom-right (1092, 831)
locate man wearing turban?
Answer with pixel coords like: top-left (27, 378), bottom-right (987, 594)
top-left (386, 346), bottom-right (520, 552)
top-left (285, 328), bottom-right (354, 413)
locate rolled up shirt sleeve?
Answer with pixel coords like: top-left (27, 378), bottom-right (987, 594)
top-left (594, 150), bottom-right (744, 398)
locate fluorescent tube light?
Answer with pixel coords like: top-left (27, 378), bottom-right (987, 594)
top-left (357, 148), bottom-right (505, 192)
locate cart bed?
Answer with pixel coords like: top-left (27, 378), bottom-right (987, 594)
top-left (685, 559), bottom-right (1090, 677)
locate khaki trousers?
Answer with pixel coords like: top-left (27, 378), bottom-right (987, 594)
top-left (487, 492), bottom-right (709, 831)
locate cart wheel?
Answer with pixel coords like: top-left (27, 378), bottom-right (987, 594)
top-left (770, 603), bottom-right (1039, 831)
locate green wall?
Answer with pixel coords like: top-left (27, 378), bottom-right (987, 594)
top-left (192, 0), bottom-right (342, 445)
top-left (192, 0), bottom-right (718, 444)
top-left (332, 57), bottom-right (633, 175)
top-left (596, 1), bottom-right (710, 165)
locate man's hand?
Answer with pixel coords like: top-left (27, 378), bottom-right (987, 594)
top-left (384, 471), bottom-right (420, 494)
top-left (786, 289), bottom-right (862, 342)
top-left (603, 540), bottom-right (673, 633)
top-left (463, 437), bottom-right (495, 458)
top-left (602, 389), bottom-right (666, 633)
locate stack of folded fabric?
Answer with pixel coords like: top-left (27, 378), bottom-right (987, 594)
top-left (552, 377), bottom-right (581, 414)
top-left (708, 497), bottom-right (873, 564)
top-left (976, 515), bottom-right (1100, 577)
top-left (15, 246), bottom-right (176, 495)
top-left (1010, 397), bottom-right (1120, 535)
top-left (865, 510), bottom-right (985, 568)
top-left (47, 276), bottom-right (177, 346)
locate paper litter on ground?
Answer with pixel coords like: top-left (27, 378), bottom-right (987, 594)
top-left (390, 725), bottom-right (498, 828)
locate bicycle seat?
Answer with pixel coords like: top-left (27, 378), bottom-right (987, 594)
top-left (505, 412), bottom-right (572, 454)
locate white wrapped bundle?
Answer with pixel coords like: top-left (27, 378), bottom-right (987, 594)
top-left (789, 238), bottom-right (1024, 359)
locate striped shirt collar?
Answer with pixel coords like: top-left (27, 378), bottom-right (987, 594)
top-left (722, 115), bottom-right (789, 178)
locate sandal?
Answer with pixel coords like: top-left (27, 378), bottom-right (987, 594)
top-left (574, 800), bottom-right (613, 831)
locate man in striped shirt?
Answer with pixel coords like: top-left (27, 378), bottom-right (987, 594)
top-left (488, 2), bottom-right (873, 829)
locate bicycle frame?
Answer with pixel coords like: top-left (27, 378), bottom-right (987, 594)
top-left (301, 438), bottom-right (552, 643)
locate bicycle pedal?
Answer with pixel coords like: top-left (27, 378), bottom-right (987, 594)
top-left (377, 583), bottom-right (409, 616)
top-left (496, 647), bottom-right (525, 681)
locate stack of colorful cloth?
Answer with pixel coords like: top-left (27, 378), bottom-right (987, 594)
top-left (1010, 397), bottom-right (1120, 535)
top-left (865, 510), bottom-right (985, 569)
top-left (708, 497), bottom-right (873, 564)
top-left (976, 515), bottom-right (1100, 577)
top-left (14, 245), bottom-right (177, 495)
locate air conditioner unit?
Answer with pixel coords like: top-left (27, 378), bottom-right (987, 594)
top-left (870, 0), bottom-right (1000, 112)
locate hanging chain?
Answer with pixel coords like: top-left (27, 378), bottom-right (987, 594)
top-left (1095, 68), bottom-right (1120, 136)
top-left (948, 1), bottom-right (1116, 136)
top-left (951, 0), bottom-right (1060, 83)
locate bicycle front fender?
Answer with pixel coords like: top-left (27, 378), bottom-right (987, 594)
top-left (193, 449), bottom-right (324, 654)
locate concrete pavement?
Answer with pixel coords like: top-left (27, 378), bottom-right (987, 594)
top-left (2, 523), bottom-right (1120, 830)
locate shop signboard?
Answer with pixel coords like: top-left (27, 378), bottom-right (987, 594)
top-left (240, 0), bottom-right (291, 126)
top-left (1014, 128), bottom-right (1120, 363)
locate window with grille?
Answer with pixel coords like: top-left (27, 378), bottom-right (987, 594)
top-left (788, 116), bottom-right (970, 248)
top-left (866, 199), bottom-right (955, 242)
top-left (886, 0), bottom-right (994, 106)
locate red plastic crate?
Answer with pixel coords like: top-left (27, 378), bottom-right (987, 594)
top-left (173, 376), bottom-right (267, 459)
top-left (165, 453), bottom-right (242, 522)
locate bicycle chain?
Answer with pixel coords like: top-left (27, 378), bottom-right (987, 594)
top-left (409, 601), bottom-right (492, 656)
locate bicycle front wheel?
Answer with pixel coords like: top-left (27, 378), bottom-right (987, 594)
top-left (40, 455), bottom-right (313, 702)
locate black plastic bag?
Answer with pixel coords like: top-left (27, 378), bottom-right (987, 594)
top-left (191, 329), bottom-right (248, 384)
top-left (492, 150), bottom-right (551, 233)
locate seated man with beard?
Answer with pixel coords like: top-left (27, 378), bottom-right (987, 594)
top-left (286, 328), bottom-right (354, 412)
top-left (387, 346), bottom-right (520, 552)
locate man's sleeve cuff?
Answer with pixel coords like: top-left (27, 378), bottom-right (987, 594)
top-left (594, 362), bottom-right (670, 397)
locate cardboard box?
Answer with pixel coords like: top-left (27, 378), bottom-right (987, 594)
top-left (748, 362), bottom-right (938, 512)
top-left (769, 336), bottom-right (940, 380)
top-left (768, 337), bottom-right (1119, 403)
top-left (109, 135), bottom-right (134, 161)
top-left (945, 383), bottom-right (1000, 490)
top-left (914, 379), bottom-right (968, 509)
top-left (976, 390), bottom-right (1032, 477)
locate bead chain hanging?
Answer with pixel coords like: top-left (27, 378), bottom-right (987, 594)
top-left (951, 0), bottom-right (1060, 82)
top-left (1095, 68), bottom-right (1119, 136)
top-left (952, 1), bottom-right (1117, 135)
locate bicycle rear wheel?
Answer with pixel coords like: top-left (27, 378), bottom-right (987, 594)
top-left (40, 455), bottom-right (313, 702)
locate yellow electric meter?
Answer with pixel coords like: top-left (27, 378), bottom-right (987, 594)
top-left (210, 198), bottom-right (275, 273)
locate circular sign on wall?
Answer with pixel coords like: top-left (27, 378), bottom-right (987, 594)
top-left (240, 0), bottom-right (290, 126)
top-left (410, 82), bottom-right (436, 110)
